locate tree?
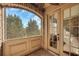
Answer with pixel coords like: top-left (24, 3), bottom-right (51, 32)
top-left (26, 19), bottom-right (40, 36)
top-left (7, 14), bottom-right (24, 39)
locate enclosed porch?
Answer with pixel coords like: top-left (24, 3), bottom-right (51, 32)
top-left (0, 3), bottom-right (79, 56)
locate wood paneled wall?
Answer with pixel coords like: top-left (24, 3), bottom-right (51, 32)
top-left (3, 36), bottom-right (41, 56)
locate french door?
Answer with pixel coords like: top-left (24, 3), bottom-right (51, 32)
top-left (48, 10), bottom-right (61, 54)
top-left (63, 4), bottom-right (79, 56)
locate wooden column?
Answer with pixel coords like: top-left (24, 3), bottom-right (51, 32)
top-left (59, 8), bottom-right (64, 56)
top-left (43, 12), bottom-right (48, 50)
top-left (0, 6), bottom-right (3, 55)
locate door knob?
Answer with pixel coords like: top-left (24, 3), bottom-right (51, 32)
top-left (57, 34), bottom-right (59, 40)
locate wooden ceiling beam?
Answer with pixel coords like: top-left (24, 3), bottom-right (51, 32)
top-left (50, 3), bottom-right (59, 5)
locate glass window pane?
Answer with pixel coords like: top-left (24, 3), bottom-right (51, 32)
top-left (69, 16), bottom-right (79, 26)
top-left (6, 8), bottom-right (41, 39)
top-left (64, 9), bottom-right (70, 18)
top-left (50, 15), bottom-right (57, 48)
top-left (64, 26), bottom-right (70, 55)
top-left (71, 4), bottom-right (79, 16)
top-left (64, 15), bottom-right (70, 55)
top-left (69, 18), bottom-right (79, 55)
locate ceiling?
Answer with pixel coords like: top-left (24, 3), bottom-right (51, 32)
top-left (31, 3), bottom-right (59, 12)
top-left (0, 3), bottom-right (60, 15)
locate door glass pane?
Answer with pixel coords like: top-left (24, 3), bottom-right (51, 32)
top-left (64, 16), bottom-right (79, 56)
top-left (71, 4), bottom-right (79, 16)
top-left (64, 5), bottom-right (79, 55)
top-left (70, 27), bottom-right (79, 55)
top-left (69, 16), bottom-right (79, 26)
top-left (70, 16), bottom-right (79, 55)
top-left (64, 8), bottom-right (70, 18)
top-left (64, 8), bottom-right (71, 55)
top-left (50, 16), bottom-right (57, 48)
top-left (63, 18), bottom-right (70, 55)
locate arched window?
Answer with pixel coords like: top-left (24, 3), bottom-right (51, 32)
top-left (5, 8), bottom-right (42, 39)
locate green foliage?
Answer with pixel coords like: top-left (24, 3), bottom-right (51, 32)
top-left (7, 14), bottom-right (25, 39)
top-left (26, 19), bottom-right (40, 36)
top-left (7, 14), bottom-right (40, 39)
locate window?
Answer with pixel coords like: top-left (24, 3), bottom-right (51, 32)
top-left (63, 4), bottom-right (79, 55)
top-left (5, 8), bottom-right (42, 39)
top-left (50, 13), bottom-right (58, 48)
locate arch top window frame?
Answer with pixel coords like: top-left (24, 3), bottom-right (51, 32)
top-left (3, 6), bottom-right (43, 40)
top-left (1, 3), bottom-right (44, 18)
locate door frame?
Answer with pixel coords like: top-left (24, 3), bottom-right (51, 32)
top-left (47, 9), bottom-right (61, 55)
top-left (62, 4), bottom-right (79, 56)
top-left (46, 4), bottom-right (78, 56)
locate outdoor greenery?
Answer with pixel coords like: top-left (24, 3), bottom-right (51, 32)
top-left (7, 14), bottom-right (40, 39)
top-left (26, 19), bottom-right (40, 36)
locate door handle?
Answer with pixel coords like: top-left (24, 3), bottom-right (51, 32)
top-left (57, 34), bottom-right (59, 40)
top-left (57, 37), bottom-right (59, 40)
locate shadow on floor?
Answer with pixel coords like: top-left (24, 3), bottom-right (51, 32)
top-left (27, 49), bottom-right (53, 56)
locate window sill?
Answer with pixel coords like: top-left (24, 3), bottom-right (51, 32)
top-left (4, 35), bottom-right (42, 41)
